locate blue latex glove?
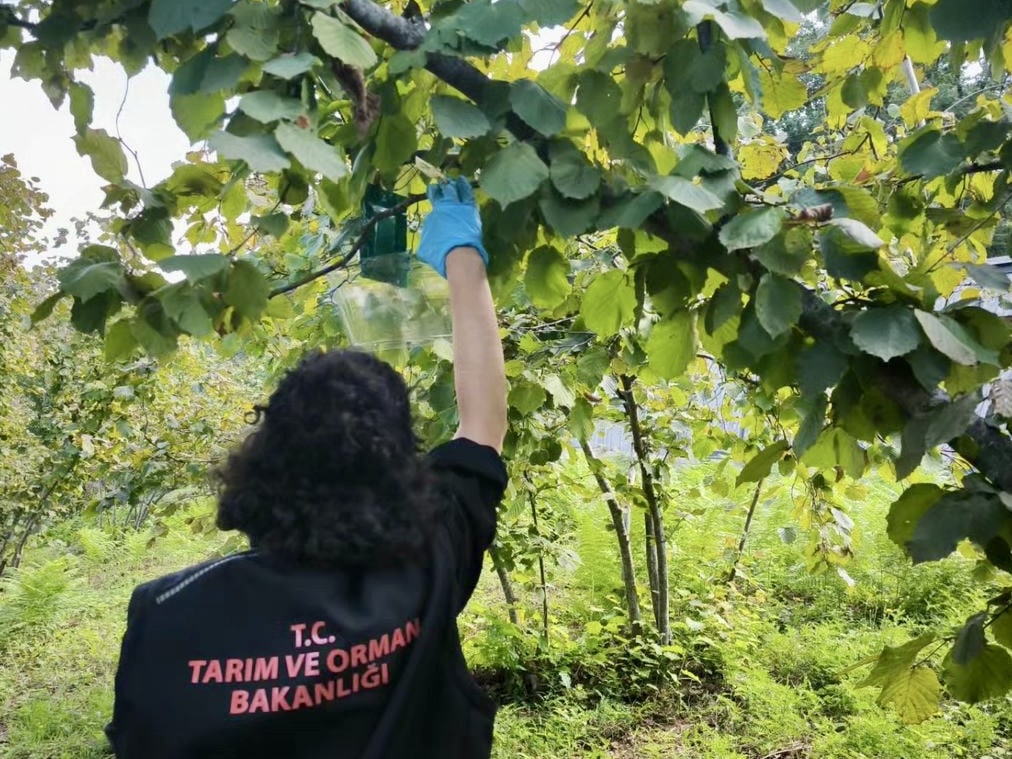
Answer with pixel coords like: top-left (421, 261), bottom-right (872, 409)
top-left (416, 177), bottom-right (488, 278)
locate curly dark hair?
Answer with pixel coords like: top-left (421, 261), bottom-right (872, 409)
top-left (215, 349), bottom-right (442, 568)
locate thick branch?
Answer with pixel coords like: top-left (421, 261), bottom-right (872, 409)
top-left (618, 375), bottom-right (670, 643)
top-left (341, 0), bottom-right (538, 143)
top-left (1, 7), bottom-right (38, 31)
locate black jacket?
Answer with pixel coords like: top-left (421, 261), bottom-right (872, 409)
top-left (106, 438), bottom-right (508, 758)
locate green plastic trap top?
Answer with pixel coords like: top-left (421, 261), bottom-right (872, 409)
top-left (360, 185), bottom-right (409, 287)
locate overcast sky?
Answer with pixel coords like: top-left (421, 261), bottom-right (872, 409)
top-left (0, 52), bottom-right (188, 258)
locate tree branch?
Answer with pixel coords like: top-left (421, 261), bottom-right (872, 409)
top-left (1, 7), bottom-right (38, 31)
top-left (268, 192), bottom-right (424, 298)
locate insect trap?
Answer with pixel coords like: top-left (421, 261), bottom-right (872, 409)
top-left (330, 185), bottom-right (451, 357)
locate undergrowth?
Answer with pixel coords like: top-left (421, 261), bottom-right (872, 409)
top-left (1, 464), bottom-right (1009, 758)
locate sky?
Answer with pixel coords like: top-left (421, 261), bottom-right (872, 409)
top-left (0, 51), bottom-right (188, 258)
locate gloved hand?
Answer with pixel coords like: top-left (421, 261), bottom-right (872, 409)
top-left (417, 177), bottom-right (489, 278)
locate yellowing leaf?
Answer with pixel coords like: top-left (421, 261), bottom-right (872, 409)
top-left (878, 667), bottom-right (941, 724)
top-left (820, 36), bottom-right (871, 75)
top-left (872, 30), bottom-right (906, 70)
top-left (739, 142), bottom-right (788, 180)
top-left (757, 68), bottom-right (808, 119)
top-left (899, 88), bottom-right (938, 128)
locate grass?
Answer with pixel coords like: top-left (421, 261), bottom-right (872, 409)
top-left (1, 465), bottom-right (1010, 758)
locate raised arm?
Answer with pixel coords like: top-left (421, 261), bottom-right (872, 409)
top-left (417, 179), bottom-right (507, 453)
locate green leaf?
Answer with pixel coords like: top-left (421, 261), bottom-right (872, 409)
top-left (539, 187), bottom-right (600, 237)
top-left (227, 3), bottom-right (281, 61)
top-left (374, 114), bottom-right (418, 173)
top-left (431, 95), bottom-right (491, 139)
top-left (71, 292), bottom-right (120, 335)
top-left (755, 273), bottom-right (801, 339)
top-left (262, 52), bottom-right (320, 79)
top-left (104, 319), bottom-right (137, 361)
top-left (549, 140), bottom-right (602, 200)
top-left (930, 0), bottom-right (1012, 42)
top-left (581, 270), bottom-right (636, 336)
top-left (794, 395), bottom-right (827, 456)
top-left (851, 307), bottom-right (922, 361)
top-left (878, 667), bottom-right (941, 724)
top-left (597, 191), bottom-right (664, 230)
top-left (719, 207), bottom-right (785, 251)
top-left (709, 84), bottom-right (739, 144)
top-left (899, 130), bottom-right (965, 178)
top-left (525, 246), bottom-right (571, 309)
top-left (238, 91), bottom-right (304, 123)
top-left (914, 310), bottom-right (998, 366)
top-left (159, 254), bottom-right (230, 284)
top-left (575, 70), bottom-right (624, 125)
top-left (170, 92), bottom-right (225, 142)
top-left (689, 43), bottom-right (727, 93)
top-left (568, 396), bottom-right (595, 441)
top-left (992, 609), bottom-right (1012, 649)
top-left (797, 341), bottom-right (848, 397)
top-left (647, 310), bottom-right (698, 380)
top-left (761, 0), bottom-right (805, 22)
top-left (311, 12), bottom-right (377, 69)
top-left (820, 226), bottom-right (879, 281)
top-left (952, 613), bottom-right (987, 666)
top-left (669, 88), bottom-right (707, 136)
top-left (922, 393), bottom-right (981, 449)
top-left (73, 128), bottom-right (127, 183)
top-left (908, 492), bottom-right (1011, 563)
top-left (224, 260), bottom-right (270, 321)
top-left (209, 131), bottom-right (290, 173)
top-left (544, 374), bottom-right (576, 408)
top-left (648, 175), bottom-right (725, 214)
top-left (829, 218), bottom-right (885, 249)
top-left (943, 644), bottom-right (1012, 703)
top-left (511, 80), bottom-right (567, 136)
top-left (68, 82), bottom-right (94, 134)
top-left (964, 263), bottom-right (1011, 292)
top-left (253, 213), bottom-right (289, 238)
top-left (274, 122), bottom-right (347, 181)
top-left (509, 380), bottom-right (546, 415)
top-left (861, 634), bottom-right (936, 688)
top-left (801, 428), bottom-right (865, 478)
top-left (201, 54), bottom-right (250, 93)
top-left (754, 228), bottom-right (811, 276)
top-left (57, 259), bottom-right (124, 303)
top-left (161, 285), bottom-right (214, 337)
top-left (481, 142), bottom-right (549, 208)
top-left (520, 0), bottom-right (582, 26)
top-left (31, 292), bottom-right (65, 325)
top-left (887, 484), bottom-right (944, 552)
top-left (149, 0), bottom-right (234, 40)
top-left (736, 440), bottom-right (790, 486)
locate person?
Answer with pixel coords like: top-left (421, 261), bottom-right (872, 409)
top-left (105, 178), bottom-right (508, 759)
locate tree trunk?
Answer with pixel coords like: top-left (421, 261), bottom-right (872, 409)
top-left (644, 510), bottom-right (661, 629)
top-left (525, 482), bottom-right (550, 642)
top-left (619, 375), bottom-right (671, 644)
top-left (10, 516), bottom-right (37, 571)
top-left (488, 544), bottom-right (520, 627)
top-left (727, 479), bottom-right (764, 583)
top-left (580, 440), bottom-right (643, 628)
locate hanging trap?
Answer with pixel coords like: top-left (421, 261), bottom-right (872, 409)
top-left (330, 185), bottom-right (451, 353)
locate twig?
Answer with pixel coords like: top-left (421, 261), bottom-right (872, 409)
top-left (114, 75), bottom-right (147, 188)
top-left (228, 199), bottom-right (281, 257)
top-left (268, 192), bottom-right (424, 298)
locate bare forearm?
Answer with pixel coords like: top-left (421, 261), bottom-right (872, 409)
top-left (446, 247), bottom-right (507, 453)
